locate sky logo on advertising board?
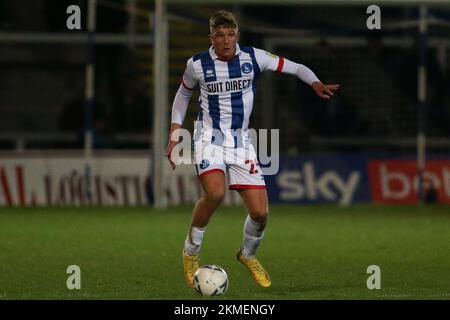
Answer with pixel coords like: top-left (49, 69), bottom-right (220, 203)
top-left (368, 160), bottom-right (450, 204)
top-left (275, 162), bottom-right (361, 205)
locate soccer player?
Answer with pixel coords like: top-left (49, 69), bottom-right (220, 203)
top-left (166, 10), bottom-right (339, 289)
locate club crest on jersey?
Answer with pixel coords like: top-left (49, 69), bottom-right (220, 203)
top-left (200, 159), bottom-right (210, 169)
top-left (241, 62), bottom-right (253, 74)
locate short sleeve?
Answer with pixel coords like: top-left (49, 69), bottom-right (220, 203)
top-left (253, 47), bottom-right (283, 73)
top-left (181, 58), bottom-right (198, 90)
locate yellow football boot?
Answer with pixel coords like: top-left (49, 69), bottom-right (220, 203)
top-left (236, 248), bottom-right (271, 288)
top-left (182, 249), bottom-right (199, 288)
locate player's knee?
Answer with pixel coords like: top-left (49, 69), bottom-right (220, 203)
top-left (250, 209), bottom-right (268, 223)
top-left (205, 189), bottom-right (225, 205)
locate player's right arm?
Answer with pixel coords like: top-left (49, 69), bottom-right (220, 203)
top-left (166, 58), bottom-right (198, 170)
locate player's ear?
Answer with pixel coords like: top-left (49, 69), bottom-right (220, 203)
top-left (236, 31), bottom-right (240, 42)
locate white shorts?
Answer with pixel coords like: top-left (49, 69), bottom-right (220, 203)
top-left (193, 141), bottom-right (266, 190)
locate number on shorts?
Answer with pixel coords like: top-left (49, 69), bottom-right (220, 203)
top-left (245, 160), bottom-right (259, 174)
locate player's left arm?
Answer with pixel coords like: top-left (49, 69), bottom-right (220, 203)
top-left (253, 48), bottom-right (339, 99)
top-left (281, 58), bottom-right (340, 99)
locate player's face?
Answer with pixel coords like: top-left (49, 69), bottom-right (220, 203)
top-left (210, 27), bottom-right (239, 61)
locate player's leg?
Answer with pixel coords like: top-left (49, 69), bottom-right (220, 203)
top-left (191, 170), bottom-right (226, 228)
top-left (185, 170), bottom-right (226, 255)
top-left (234, 188), bottom-right (271, 288)
top-left (238, 188), bottom-right (269, 257)
top-left (182, 168), bottom-right (226, 288)
top-left (227, 145), bottom-right (271, 287)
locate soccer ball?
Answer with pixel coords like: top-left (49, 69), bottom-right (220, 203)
top-left (193, 264), bottom-right (228, 296)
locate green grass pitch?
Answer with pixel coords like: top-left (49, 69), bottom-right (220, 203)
top-left (1, 205), bottom-right (449, 300)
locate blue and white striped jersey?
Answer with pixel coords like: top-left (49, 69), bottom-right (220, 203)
top-left (181, 44), bottom-right (284, 148)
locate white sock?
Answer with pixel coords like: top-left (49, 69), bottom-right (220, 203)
top-left (184, 226), bottom-right (206, 256)
top-left (242, 215), bottom-right (266, 258)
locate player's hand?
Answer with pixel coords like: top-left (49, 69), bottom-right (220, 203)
top-left (312, 82), bottom-right (340, 99)
top-left (165, 140), bottom-right (178, 170)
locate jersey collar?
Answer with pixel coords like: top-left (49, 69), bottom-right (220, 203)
top-left (209, 44), bottom-right (241, 61)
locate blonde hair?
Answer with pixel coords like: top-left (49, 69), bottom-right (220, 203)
top-left (209, 10), bottom-right (238, 33)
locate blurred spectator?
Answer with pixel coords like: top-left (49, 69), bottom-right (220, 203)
top-left (121, 82), bottom-right (152, 132)
top-left (423, 179), bottom-right (438, 204)
top-left (111, 48), bottom-right (153, 133)
top-left (427, 49), bottom-right (450, 136)
top-left (301, 75), bottom-right (364, 137)
top-left (367, 33), bottom-right (384, 59)
top-left (59, 94), bottom-right (108, 148)
top-left (0, 0), bottom-right (46, 31)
